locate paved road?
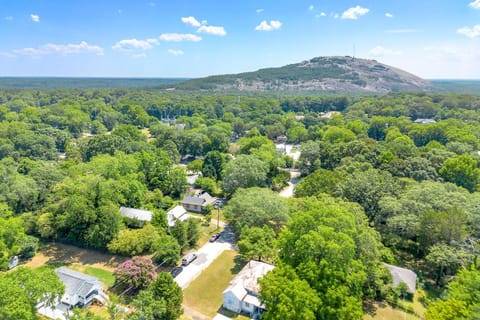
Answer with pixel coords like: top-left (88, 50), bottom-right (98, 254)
top-left (175, 226), bottom-right (236, 289)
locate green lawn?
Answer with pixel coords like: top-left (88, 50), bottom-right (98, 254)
top-left (69, 263), bottom-right (115, 287)
top-left (183, 250), bottom-right (246, 317)
top-left (364, 290), bottom-right (426, 320)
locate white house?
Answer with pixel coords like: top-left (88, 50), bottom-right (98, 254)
top-left (119, 206), bottom-right (153, 223)
top-left (222, 261), bottom-right (274, 318)
top-left (166, 205), bottom-right (189, 227)
top-left (37, 267), bottom-right (107, 320)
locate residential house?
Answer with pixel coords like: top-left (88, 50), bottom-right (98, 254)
top-left (37, 267), bottom-right (107, 320)
top-left (167, 205), bottom-right (189, 227)
top-left (181, 191), bottom-right (217, 213)
top-left (384, 263), bottom-right (417, 295)
top-left (222, 261), bottom-right (274, 318)
top-left (119, 206), bottom-right (153, 226)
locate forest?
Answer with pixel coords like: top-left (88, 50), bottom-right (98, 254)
top-left (1, 88), bottom-right (480, 319)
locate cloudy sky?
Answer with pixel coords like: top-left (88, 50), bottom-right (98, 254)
top-left (1, 0), bottom-right (480, 78)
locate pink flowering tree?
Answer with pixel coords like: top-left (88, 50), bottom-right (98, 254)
top-left (114, 256), bottom-right (157, 289)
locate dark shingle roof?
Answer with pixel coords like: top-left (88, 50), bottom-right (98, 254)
top-left (182, 196), bottom-right (205, 206)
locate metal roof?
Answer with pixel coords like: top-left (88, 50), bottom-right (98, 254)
top-left (384, 263), bottom-right (417, 294)
top-left (119, 206), bottom-right (153, 222)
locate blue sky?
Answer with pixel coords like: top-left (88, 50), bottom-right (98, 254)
top-left (1, 0), bottom-right (480, 78)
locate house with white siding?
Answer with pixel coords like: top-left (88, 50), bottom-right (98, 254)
top-left (222, 261), bottom-right (274, 318)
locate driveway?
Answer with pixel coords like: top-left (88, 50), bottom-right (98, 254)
top-left (175, 226), bottom-right (236, 289)
top-left (279, 170), bottom-right (301, 198)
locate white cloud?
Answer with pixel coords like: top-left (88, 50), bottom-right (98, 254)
top-left (255, 20), bottom-right (282, 31)
top-left (315, 12), bottom-right (327, 18)
top-left (385, 13), bottom-right (394, 18)
top-left (309, 5), bottom-right (314, 11)
top-left (469, 0), bottom-right (480, 9)
top-left (4, 16), bottom-right (13, 21)
top-left (168, 49), bottom-right (184, 56)
top-left (256, 8), bottom-right (264, 13)
top-left (159, 33), bottom-right (202, 42)
top-left (0, 51), bottom-right (15, 58)
top-left (112, 38), bottom-right (159, 51)
top-left (14, 41), bottom-right (104, 56)
top-left (457, 25), bottom-right (480, 38)
top-left (30, 14), bottom-right (40, 22)
top-left (341, 6), bottom-right (369, 20)
top-left (148, 2), bottom-right (156, 7)
top-left (181, 16), bottom-right (201, 27)
top-left (369, 46), bottom-right (402, 57)
top-left (197, 25), bottom-right (227, 36)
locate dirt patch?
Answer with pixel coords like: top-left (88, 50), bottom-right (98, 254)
top-left (24, 242), bottom-right (127, 271)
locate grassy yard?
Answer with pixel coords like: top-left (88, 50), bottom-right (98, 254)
top-left (364, 290), bottom-right (426, 320)
top-left (183, 250), bottom-right (246, 318)
top-left (68, 263), bottom-right (115, 287)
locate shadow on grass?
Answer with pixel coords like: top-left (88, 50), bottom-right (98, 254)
top-left (216, 307), bottom-right (250, 319)
top-left (230, 256), bottom-right (247, 275)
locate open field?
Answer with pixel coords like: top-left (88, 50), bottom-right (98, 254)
top-left (364, 290), bottom-right (426, 320)
top-left (24, 242), bottom-right (127, 271)
top-left (183, 250), bottom-right (246, 318)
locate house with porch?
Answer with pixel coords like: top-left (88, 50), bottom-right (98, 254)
top-left (222, 261), bottom-right (274, 318)
top-left (37, 267), bottom-right (107, 320)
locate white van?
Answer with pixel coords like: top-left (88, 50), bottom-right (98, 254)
top-left (182, 253), bottom-right (197, 266)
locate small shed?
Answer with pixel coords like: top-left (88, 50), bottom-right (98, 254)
top-left (384, 263), bottom-right (417, 294)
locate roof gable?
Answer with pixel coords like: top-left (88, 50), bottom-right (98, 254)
top-left (56, 267), bottom-right (102, 298)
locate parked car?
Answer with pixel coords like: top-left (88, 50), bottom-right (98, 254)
top-left (182, 253), bottom-right (198, 266)
top-left (170, 266), bottom-right (183, 278)
top-left (209, 233), bottom-right (221, 242)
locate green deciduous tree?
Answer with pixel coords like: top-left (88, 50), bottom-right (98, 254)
top-left (260, 265), bottom-right (320, 320)
top-left (0, 267), bottom-right (65, 319)
top-left (222, 155), bottom-right (269, 194)
top-left (238, 225), bottom-right (277, 262)
top-left (440, 154), bottom-right (480, 192)
top-left (224, 187), bottom-right (288, 235)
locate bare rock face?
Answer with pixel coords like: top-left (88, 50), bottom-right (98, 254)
top-left (176, 56), bottom-right (434, 93)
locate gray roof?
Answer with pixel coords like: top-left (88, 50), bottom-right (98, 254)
top-left (119, 206), bottom-right (153, 222)
top-left (56, 267), bottom-right (102, 298)
top-left (182, 196), bottom-right (205, 206)
top-left (414, 118), bottom-right (436, 124)
top-left (182, 191), bottom-right (216, 207)
top-left (384, 263), bottom-right (417, 294)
